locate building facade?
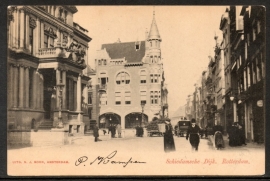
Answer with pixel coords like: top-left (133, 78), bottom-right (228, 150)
top-left (94, 12), bottom-right (168, 129)
top-left (7, 6), bottom-right (92, 134)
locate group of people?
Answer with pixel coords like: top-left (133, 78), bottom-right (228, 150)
top-left (93, 123), bottom-right (122, 142)
top-left (228, 122), bottom-right (246, 147)
top-left (164, 118), bottom-right (201, 152)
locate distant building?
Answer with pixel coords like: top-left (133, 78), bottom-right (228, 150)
top-left (95, 11), bottom-right (168, 129)
top-left (171, 106), bottom-right (185, 126)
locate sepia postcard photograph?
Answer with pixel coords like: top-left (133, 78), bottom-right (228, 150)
top-left (7, 5), bottom-right (265, 176)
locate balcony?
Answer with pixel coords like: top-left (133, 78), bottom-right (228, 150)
top-left (37, 47), bottom-right (68, 59)
top-left (98, 84), bottom-right (107, 93)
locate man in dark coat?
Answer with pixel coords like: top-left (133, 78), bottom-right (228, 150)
top-left (164, 118), bottom-right (176, 152)
top-left (93, 123), bottom-right (99, 142)
top-left (186, 118), bottom-right (201, 151)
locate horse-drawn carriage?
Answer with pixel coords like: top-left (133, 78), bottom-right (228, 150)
top-left (175, 120), bottom-right (191, 137)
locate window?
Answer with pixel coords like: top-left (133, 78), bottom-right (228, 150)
top-left (244, 69), bottom-right (247, 91)
top-left (115, 92), bottom-right (121, 105)
top-left (257, 20), bottom-right (261, 34)
top-left (100, 93), bottom-right (107, 105)
top-left (154, 91), bottom-right (158, 104)
top-left (125, 91), bottom-right (131, 104)
top-left (256, 58), bottom-right (262, 82)
top-left (29, 26), bottom-right (34, 54)
top-left (252, 61), bottom-right (257, 84)
top-left (261, 53), bottom-right (265, 78)
top-left (98, 60), bottom-right (101, 65)
top-left (252, 27), bottom-right (256, 41)
top-left (140, 91), bottom-right (147, 104)
top-left (44, 28), bottom-right (56, 48)
top-left (150, 74), bottom-right (159, 83)
top-left (88, 107), bottom-right (92, 119)
top-left (116, 71), bottom-right (130, 85)
top-left (247, 64), bottom-right (251, 88)
top-left (88, 93), bottom-right (92, 104)
top-left (140, 70), bottom-right (147, 83)
top-left (150, 91), bottom-right (159, 104)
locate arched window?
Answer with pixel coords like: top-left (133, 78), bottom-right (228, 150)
top-left (116, 71), bottom-right (130, 85)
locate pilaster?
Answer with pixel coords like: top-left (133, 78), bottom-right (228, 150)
top-left (19, 9), bottom-right (25, 49)
top-left (25, 67), bottom-right (30, 108)
top-left (19, 65), bottom-right (25, 108)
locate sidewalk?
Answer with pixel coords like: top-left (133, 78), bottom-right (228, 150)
top-left (208, 135), bottom-right (265, 151)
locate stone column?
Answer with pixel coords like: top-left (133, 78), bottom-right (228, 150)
top-left (19, 65), bottom-right (25, 108)
top-left (62, 70), bottom-right (66, 109)
top-left (56, 69), bottom-right (61, 109)
top-left (19, 9), bottom-right (25, 49)
top-left (25, 67), bottom-right (29, 108)
top-left (74, 81), bottom-right (77, 111)
top-left (36, 72), bottom-right (41, 109)
top-left (25, 14), bottom-right (29, 51)
top-left (40, 21), bottom-right (44, 48)
top-left (68, 78), bottom-right (73, 111)
top-left (31, 69), bottom-right (37, 108)
top-left (76, 75), bottom-right (82, 112)
top-left (83, 84), bottom-right (88, 114)
top-left (40, 74), bottom-right (44, 109)
top-left (35, 17), bottom-right (40, 55)
top-left (56, 28), bottom-right (60, 46)
top-left (13, 66), bottom-right (18, 107)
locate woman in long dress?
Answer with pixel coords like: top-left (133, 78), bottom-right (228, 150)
top-left (186, 118), bottom-right (200, 151)
top-left (164, 119), bottom-right (176, 152)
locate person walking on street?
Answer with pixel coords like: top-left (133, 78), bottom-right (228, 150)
top-left (164, 118), bottom-right (176, 152)
top-left (186, 118), bottom-right (201, 151)
top-left (116, 124), bottom-right (122, 138)
top-left (93, 123), bottom-right (101, 142)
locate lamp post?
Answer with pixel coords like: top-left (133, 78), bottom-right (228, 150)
top-left (56, 80), bottom-right (65, 128)
top-left (140, 102), bottom-right (145, 127)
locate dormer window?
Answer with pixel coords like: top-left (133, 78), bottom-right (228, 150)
top-left (135, 41), bottom-right (140, 51)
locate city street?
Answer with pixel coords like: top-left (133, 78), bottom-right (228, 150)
top-left (8, 133), bottom-right (265, 176)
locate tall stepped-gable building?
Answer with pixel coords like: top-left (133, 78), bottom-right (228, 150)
top-left (95, 11), bottom-right (168, 129)
top-left (7, 6), bottom-right (92, 134)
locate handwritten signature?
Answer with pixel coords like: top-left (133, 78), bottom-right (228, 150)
top-left (75, 150), bottom-right (146, 168)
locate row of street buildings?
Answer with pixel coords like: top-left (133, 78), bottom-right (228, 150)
top-left (7, 5), bottom-right (169, 141)
top-left (183, 6), bottom-right (265, 143)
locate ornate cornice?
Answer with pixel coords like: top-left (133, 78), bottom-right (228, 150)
top-left (23, 6), bottom-right (73, 35)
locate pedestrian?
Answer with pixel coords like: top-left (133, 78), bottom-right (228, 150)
top-left (228, 122), bottom-right (241, 146)
top-left (186, 118), bottom-right (201, 151)
top-left (93, 123), bottom-right (101, 142)
top-left (238, 123), bottom-right (247, 145)
top-left (112, 124), bottom-right (116, 138)
top-left (213, 123), bottom-right (224, 149)
top-left (116, 124), bottom-right (122, 138)
top-left (164, 118), bottom-right (176, 152)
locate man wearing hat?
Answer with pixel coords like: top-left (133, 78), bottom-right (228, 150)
top-left (186, 118), bottom-right (201, 151)
top-left (164, 118), bottom-right (176, 152)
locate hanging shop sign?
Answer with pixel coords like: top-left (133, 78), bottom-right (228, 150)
top-left (257, 100), bottom-right (263, 107)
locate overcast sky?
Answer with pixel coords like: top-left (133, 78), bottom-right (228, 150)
top-left (73, 6), bottom-right (227, 115)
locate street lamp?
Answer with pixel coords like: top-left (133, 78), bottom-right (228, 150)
top-left (56, 80), bottom-right (65, 128)
top-left (140, 102), bottom-right (145, 127)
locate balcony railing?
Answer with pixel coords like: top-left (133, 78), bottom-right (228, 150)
top-left (99, 84), bottom-right (107, 89)
top-left (37, 47), bottom-right (68, 58)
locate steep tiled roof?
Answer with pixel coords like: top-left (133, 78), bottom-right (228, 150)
top-left (101, 41), bottom-right (145, 63)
